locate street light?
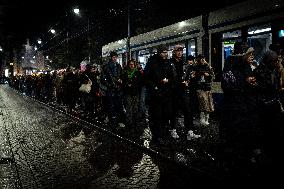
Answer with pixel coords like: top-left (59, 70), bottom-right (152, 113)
top-left (42, 7), bottom-right (90, 68)
top-left (73, 8), bottom-right (80, 15)
top-left (50, 29), bottom-right (56, 34)
top-left (72, 7), bottom-right (91, 64)
top-left (37, 39), bottom-right (42, 44)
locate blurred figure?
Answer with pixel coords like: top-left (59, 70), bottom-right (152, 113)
top-left (179, 55), bottom-right (201, 140)
top-left (253, 50), bottom-right (283, 182)
top-left (169, 44), bottom-right (184, 139)
top-left (80, 64), bottom-right (95, 119)
top-left (54, 71), bottom-right (64, 105)
top-left (220, 42), bottom-right (263, 180)
top-left (144, 44), bottom-right (177, 144)
top-left (100, 51), bottom-right (125, 129)
top-left (122, 59), bottom-right (143, 127)
top-left (194, 54), bottom-right (215, 126)
top-left (62, 67), bottom-right (79, 114)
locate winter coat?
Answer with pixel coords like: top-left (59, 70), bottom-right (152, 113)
top-left (144, 54), bottom-right (177, 98)
top-left (100, 61), bottom-right (123, 96)
top-left (194, 63), bottom-right (214, 91)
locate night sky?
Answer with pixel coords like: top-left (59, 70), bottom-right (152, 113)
top-left (0, 0), bottom-right (245, 54)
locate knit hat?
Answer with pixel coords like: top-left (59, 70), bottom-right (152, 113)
top-left (109, 51), bottom-right (118, 57)
top-left (173, 44), bottom-right (183, 51)
top-left (186, 55), bottom-right (195, 61)
top-left (156, 45), bottom-right (168, 54)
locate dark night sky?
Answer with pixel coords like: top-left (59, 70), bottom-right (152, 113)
top-left (0, 0), bottom-right (245, 53)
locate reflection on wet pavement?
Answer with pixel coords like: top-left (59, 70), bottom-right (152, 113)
top-left (0, 85), bottom-right (219, 188)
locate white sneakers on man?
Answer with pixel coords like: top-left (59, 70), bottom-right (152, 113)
top-left (200, 112), bottom-right (210, 126)
top-left (187, 130), bottom-right (201, 140)
top-left (118, 122), bottom-right (126, 128)
top-left (170, 129), bottom-right (180, 139)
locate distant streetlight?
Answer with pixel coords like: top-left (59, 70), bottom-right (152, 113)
top-left (0, 46), bottom-right (2, 52)
top-left (50, 29), bottom-right (56, 34)
top-left (73, 8), bottom-right (80, 15)
top-left (37, 39), bottom-right (42, 44)
top-left (65, 7), bottom-right (81, 67)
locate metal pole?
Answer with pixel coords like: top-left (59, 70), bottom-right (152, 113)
top-left (66, 31), bottom-right (69, 67)
top-left (88, 17), bottom-right (91, 64)
top-left (126, 2), bottom-right (131, 66)
top-left (66, 12), bottom-right (70, 67)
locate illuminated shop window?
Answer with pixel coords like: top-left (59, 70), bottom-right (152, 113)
top-left (187, 39), bottom-right (196, 57)
top-left (248, 24), bottom-right (272, 64)
top-left (222, 30), bottom-right (241, 39)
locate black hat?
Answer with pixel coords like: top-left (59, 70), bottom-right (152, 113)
top-left (186, 55), bottom-right (195, 61)
top-left (156, 45), bottom-right (168, 54)
top-left (197, 54), bottom-right (205, 59)
top-left (109, 51), bottom-right (118, 57)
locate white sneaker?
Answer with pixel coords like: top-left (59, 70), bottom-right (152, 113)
top-left (204, 119), bottom-right (209, 125)
top-left (118, 122), bottom-right (125, 128)
top-left (170, 129), bottom-right (179, 139)
top-left (204, 113), bottom-right (210, 125)
top-left (187, 130), bottom-right (201, 140)
top-left (200, 119), bottom-right (209, 126)
top-left (104, 117), bottom-right (109, 123)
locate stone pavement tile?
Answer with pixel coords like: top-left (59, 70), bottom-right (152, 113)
top-left (1, 85), bottom-right (224, 188)
top-left (0, 178), bottom-right (17, 189)
top-left (0, 164), bottom-right (16, 178)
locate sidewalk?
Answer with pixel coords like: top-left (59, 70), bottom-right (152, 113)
top-left (2, 85), bottom-right (275, 187)
top-left (0, 85), bottom-right (222, 188)
top-left (44, 96), bottom-right (222, 170)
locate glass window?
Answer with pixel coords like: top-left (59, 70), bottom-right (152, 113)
top-left (221, 30), bottom-right (242, 70)
top-left (248, 33), bottom-right (272, 64)
top-left (138, 49), bottom-right (151, 68)
top-left (222, 30), bottom-right (241, 39)
top-left (223, 41), bottom-right (235, 60)
top-left (248, 24), bottom-right (272, 64)
top-left (248, 24), bottom-right (271, 35)
top-left (187, 39), bottom-right (196, 57)
top-left (117, 54), bottom-right (123, 66)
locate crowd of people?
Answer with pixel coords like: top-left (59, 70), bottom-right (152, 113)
top-left (6, 42), bottom-right (284, 182)
top-left (220, 42), bottom-right (284, 181)
top-left (8, 45), bottom-right (215, 143)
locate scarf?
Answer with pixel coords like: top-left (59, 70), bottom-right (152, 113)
top-left (127, 68), bottom-right (137, 80)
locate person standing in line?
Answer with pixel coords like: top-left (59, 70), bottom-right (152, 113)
top-left (122, 59), bottom-right (143, 128)
top-left (100, 51), bottom-right (125, 129)
top-left (144, 45), bottom-right (177, 144)
top-left (62, 67), bottom-right (79, 114)
top-left (194, 54), bottom-right (215, 126)
top-left (169, 44), bottom-right (184, 139)
top-left (181, 55), bottom-right (201, 140)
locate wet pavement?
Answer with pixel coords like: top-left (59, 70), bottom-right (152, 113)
top-left (0, 85), bottom-right (222, 188)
